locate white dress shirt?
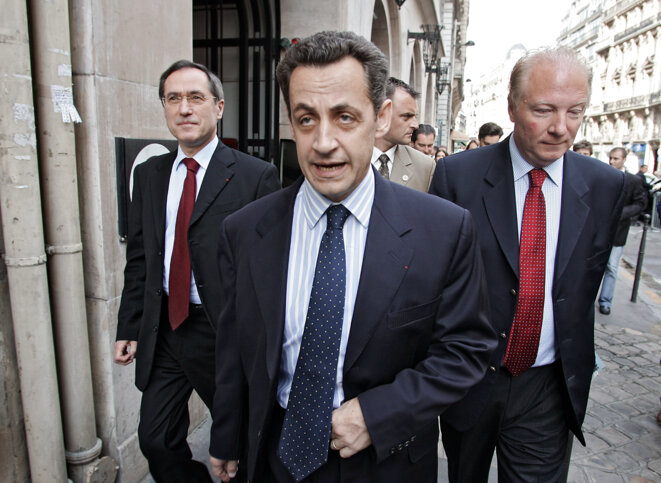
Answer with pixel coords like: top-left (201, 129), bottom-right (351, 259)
top-left (163, 136), bottom-right (218, 304)
top-left (277, 168), bottom-right (375, 409)
top-left (509, 136), bottom-right (563, 367)
top-left (371, 145), bottom-right (396, 177)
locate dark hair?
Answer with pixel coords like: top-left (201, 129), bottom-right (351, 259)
top-left (275, 31), bottom-right (388, 115)
top-left (573, 139), bottom-right (593, 155)
top-left (610, 147), bottom-right (626, 158)
top-left (466, 139), bottom-right (479, 150)
top-left (412, 124), bottom-right (435, 143)
top-left (385, 77), bottom-right (420, 100)
top-left (478, 122), bottom-right (503, 140)
top-left (508, 46), bottom-right (591, 111)
top-left (159, 60), bottom-right (224, 101)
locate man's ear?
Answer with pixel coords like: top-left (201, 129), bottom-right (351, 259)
top-left (375, 98), bottom-right (392, 138)
top-left (216, 99), bottom-right (225, 120)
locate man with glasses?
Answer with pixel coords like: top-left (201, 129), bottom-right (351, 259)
top-left (114, 59), bottom-right (279, 482)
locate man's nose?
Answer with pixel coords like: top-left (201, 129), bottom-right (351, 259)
top-left (313, 120), bottom-right (339, 154)
top-left (548, 114), bottom-right (568, 136)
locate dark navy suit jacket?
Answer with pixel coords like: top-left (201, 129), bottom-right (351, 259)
top-left (210, 169), bottom-right (497, 481)
top-left (430, 137), bottom-right (625, 444)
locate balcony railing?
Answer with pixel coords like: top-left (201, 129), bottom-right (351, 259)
top-left (614, 14), bottom-right (660, 43)
top-left (602, 91), bottom-right (661, 113)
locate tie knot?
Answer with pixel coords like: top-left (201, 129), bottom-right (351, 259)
top-left (326, 204), bottom-right (350, 231)
top-left (183, 157), bottom-right (200, 174)
top-left (529, 169), bottom-right (547, 188)
top-left (378, 153), bottom-right (389, 165)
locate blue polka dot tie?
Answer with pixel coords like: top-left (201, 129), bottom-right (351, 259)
top-left (278, 204), bottom-right (350, 481)
top-left (503, 169), bottom-right (547, 376)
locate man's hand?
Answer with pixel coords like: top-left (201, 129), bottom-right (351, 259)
top-left (113, 340), bottom-right (137, 365)
top-left (330, 397), bottom-right (372, 458)
top-left (210, 456), bottom-right (239, 482)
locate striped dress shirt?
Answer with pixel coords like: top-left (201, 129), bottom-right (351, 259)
top-left (277, 168), bottom-right (375, 409)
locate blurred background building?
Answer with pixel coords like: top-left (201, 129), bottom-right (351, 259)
top-left (0, 0), bottom-right (470, 481)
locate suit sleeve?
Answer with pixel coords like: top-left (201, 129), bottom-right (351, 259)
top-left (621, 174), bottom-right (647, 220)
top-left (209, 220), bottom-right (247, 460)
top-left (358, 210), bottom-right (497, 462)
top-left (428, 158), bottom-right (450, 199)
top-left (116, 164), bottom-right (147, 341)
top-left (256, 162), bottom-right (281, 198)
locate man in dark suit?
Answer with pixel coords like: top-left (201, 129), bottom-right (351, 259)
top-left (114, 60), bottom-right (280, 482)
top-left (372, 78), bottom-right (436, 192)
top-left (209, 31), bottom-right (496, 483)
top-left (597, 147), bottom-right (647, 315)
top-left (430, 47), bottom-right (626, 481)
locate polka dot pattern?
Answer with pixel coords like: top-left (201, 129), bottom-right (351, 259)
top-left (503, 169), bottom-right (547, 377)
top-left (278, 204), bottom-right (350, 481)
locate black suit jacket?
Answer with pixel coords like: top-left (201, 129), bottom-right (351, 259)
top-left (117, 140), bottom-right (280, 391)
top-left (429, 137), bottom-right (625, 444)
top-left (613, 172), bottom-right (646, 246)
top-left (210, 170), bottom-right (497, 481)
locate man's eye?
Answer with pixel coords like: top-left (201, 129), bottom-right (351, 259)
top-left (167, 95), bottom-right (180, 103)
top-left (191, 95), bottom-right (205, 103)
top-left (299, 116), bottom-right (313, 125)
top-left (339, 114), bottom-right (354, 123)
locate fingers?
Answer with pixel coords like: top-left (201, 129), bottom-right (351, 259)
top-left (113, 340), bottom-right (136, 365)
top-left (210, 456), bottom-right (239, 482)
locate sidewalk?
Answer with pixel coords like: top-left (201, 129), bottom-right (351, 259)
top-left (144, 231), bottom-right (661, 483)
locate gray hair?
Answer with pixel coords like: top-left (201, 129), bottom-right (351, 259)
top-left (508, 46), bottom-right (591, 111)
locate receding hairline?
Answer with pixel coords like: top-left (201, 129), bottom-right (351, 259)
top-left (508, 47), bottom-right (591, 110)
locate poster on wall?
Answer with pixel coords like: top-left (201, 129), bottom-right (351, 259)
top-left (115, 137), bottom-right (178, 241)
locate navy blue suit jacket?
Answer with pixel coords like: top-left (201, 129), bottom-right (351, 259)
top-left (210, 169), bottom-right (497, 481)
top-left (429, 137), bottom-right (625, 443)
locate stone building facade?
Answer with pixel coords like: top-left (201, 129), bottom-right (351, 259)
top-left (0, 0), bottom-right (466, 481)
top-left (559, 0), bottom-right (661, 169)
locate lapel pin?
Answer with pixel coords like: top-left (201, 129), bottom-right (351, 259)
top-left (402, 175), bottom-right (409, 182)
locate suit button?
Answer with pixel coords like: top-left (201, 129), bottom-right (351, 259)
top-left (390, 447), bottom-right (396, 455)
top-left (489, 366), bottom-right (496, 372)
top-left (404, 441), bottom-right (410, 447)
top-left (410, 435), bottom-right (416, 442)
top-left (158, 251), bottom-right (163, 257)
top-left (257, 430), bottom-right (262, 440)
top-left (198, 283), bottom-right (204, 289)
top-left (397, 443), bottom-right (404, 451)
top-left (156, 289), bottom-right (162, 296)
top-left (510, 289), bottom-right (517, 295)
top-left (500, 332), bottom-right (507, 339)
top-left (152, 325), bottom-right (158, 333)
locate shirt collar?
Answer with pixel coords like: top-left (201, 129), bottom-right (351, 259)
top-left (300, 167), bottom-right (375, 230)
top-left (371, 145), bottom-right (397, 165)
top-left (509, 135), bottom-right (563, 187)
top-left (174, 136), bottom-right (218, 171)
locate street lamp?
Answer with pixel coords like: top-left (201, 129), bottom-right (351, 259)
top-left (407, 25), bottom-right (443, 73)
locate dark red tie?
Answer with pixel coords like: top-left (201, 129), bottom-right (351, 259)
top-left (168, 157), bottom-right (200, 330)
top-left (503, 168), bottom-right (547, 376)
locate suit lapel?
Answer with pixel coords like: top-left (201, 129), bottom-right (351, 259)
top-left (391, 145), bottom-right (412, 186)
top-left (554, 153), bottom-right (590, 286)
top-left (482, 147), bottom-right (520, 277)
top-left (250, 182), bottom-right (299, 382)
top-left (190, 142), bottom-right (233, 226)
top-left (343, 174), bottom-right (413, 373)
top-left (151, 152), bottom-right (176, 251)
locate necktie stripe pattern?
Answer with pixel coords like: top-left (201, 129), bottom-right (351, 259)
top-left (168, 157), bottom-right (199, 330)
top-left (278, 204), bottom-right (350, 481)
top-left (503, 168), bottom-right (547, 377)
top-left (377, 153), bottom-right (389, 179)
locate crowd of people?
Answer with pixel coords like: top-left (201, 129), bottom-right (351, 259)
top-left (113, 30), bottom-right (652, 483)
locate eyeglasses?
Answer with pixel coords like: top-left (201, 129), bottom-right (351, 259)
top-left (161, 94), bottom-right (217, 107)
